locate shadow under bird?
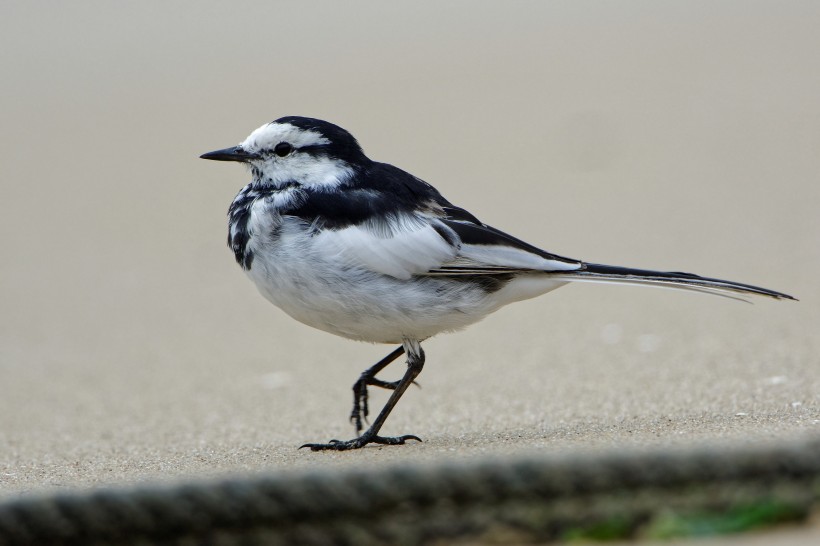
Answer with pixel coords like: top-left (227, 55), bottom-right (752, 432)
top-left (201, 116), bottom-right (795, 451)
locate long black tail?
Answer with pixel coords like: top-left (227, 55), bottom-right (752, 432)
top-left (549, 263), bottom-right (796, 302)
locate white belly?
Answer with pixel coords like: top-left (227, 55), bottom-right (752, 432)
top-left (245, 218), bottom-right (564, 343)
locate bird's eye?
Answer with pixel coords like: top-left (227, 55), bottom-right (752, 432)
top-left (274, 142), bottom-right (294, 157)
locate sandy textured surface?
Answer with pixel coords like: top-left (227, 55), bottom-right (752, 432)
top-left (1, 2), bottom-right (818, 523)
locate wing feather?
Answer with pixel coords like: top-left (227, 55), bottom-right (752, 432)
top-left (429, 215), bottom-right (583, 274)
top-left (312, 215), bottom-right (459, 280)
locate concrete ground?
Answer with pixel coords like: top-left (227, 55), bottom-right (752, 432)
top-left (1, 1), bottom-right (818, 540)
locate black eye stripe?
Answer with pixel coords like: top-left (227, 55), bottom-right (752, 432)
top-left (298, 144), bottom-right (327, 153)
top-left (274, 142), bottom-right (294, 157)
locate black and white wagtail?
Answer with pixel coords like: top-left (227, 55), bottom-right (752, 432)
top-left (201, 116), bottom-right (794, 451)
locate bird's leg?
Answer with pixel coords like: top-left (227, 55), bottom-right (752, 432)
top-left (302, 340), bottom-right (425, 451)
top-left (350, 345), bottom-right (405, 434)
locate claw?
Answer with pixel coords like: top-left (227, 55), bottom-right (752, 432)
top-left (300, 433), bottom-right (423, 451)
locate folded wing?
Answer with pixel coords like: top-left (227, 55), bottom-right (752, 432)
top-left (310, 203), bottom-right (794, 302)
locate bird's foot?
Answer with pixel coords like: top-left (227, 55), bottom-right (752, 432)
top-left (300, 432), bottom-right (422, 452)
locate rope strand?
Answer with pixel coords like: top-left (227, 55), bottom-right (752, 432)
top-left (1, 437), bottom-right (818, 545)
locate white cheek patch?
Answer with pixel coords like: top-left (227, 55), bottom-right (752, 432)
top-left (313, 216), bottom-right (458, 280)
top-left (289, 155), bottom-right (353, 189)
top-left (257, 155), bottom-right (354, 190)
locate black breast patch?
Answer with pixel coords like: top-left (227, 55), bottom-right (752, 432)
top-left (227, 187), bottom-right (259, 270)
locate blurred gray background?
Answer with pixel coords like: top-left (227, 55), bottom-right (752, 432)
top-left (1, 1), bottom-right (818, 496)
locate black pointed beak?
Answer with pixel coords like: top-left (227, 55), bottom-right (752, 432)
top-left (200, 146), bottom-right (258, 162)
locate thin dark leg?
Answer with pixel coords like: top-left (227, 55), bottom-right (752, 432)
top-left (301, 340), bottom-right (425, 451)
top-left (350, 345), bottom-right (404, 434)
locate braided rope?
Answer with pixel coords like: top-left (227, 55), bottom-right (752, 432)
top-left (1, 437), bottom-right (818, 545)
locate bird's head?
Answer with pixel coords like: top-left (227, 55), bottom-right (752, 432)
top-left (201, 116), bottom-right (369, 189)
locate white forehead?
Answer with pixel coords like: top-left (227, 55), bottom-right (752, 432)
top-left (240, 122), bottom-right (330, 152)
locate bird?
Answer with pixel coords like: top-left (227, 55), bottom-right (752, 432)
top-left (200, 116), bottom-right (795, 451)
